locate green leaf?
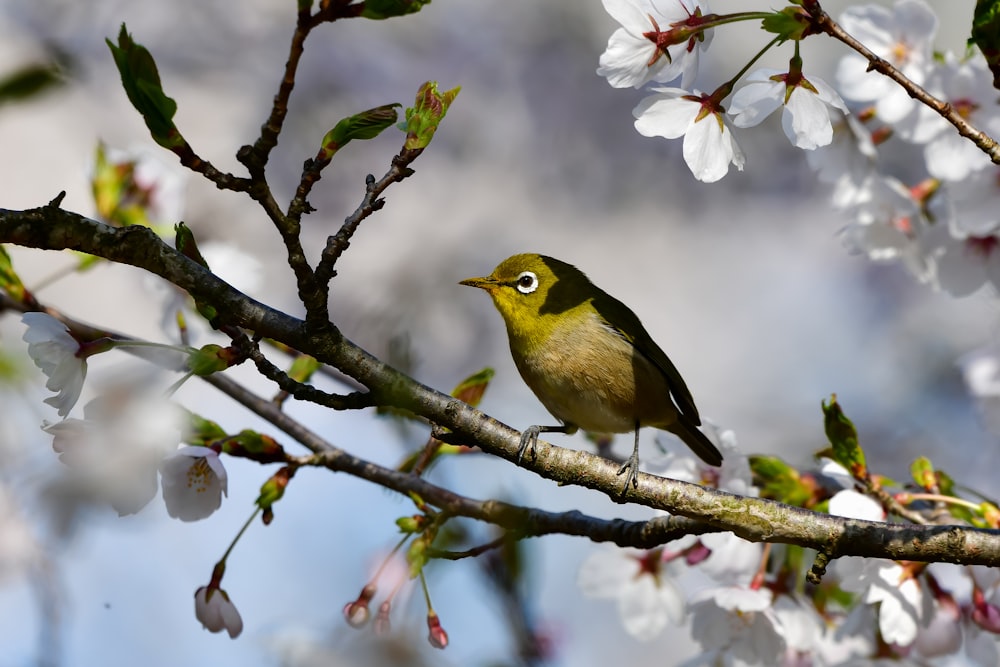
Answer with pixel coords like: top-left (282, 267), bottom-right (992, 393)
top-left (403, 81), bottom-right (460, 150)
top-left (0, 60), bottom-right (67, 105)
top-left (287, 354), bottom-right (320, 384)
top-left (174, 222), bottom-right (218, 322)
top-left (451, 367), bottom-right (494, 408)
top-left (822, 394), bottom-right (867, 479)
top-left (106, 24), bottom-right (183, 149)
top-left (750, 455), bottom-right (815, 507)
top-left (0, 245), bottom-right (29, 303)
top-left (182, 410), bottom-right (228, 446)
top-left (256, 465), bottom-right (294, 510)
top-left (910, 456), bottom-right (936, 491)
top-left (972, 0), bottom-right (1000, 89)
top-left (361, 0), bottom-right (432, 20)
top-left (761, 7), bottom-right (810, 42)
top-left (320, 103), bottom-right (401, 159)
top-left (187, 344), bottom-right (231, 376)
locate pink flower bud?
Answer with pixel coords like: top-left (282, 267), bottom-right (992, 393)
top-left (427, 610), bottom-right (448, 649)
top-left (373, 600), bottom-right (392, 635)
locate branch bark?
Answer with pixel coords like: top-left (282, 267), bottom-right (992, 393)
top-left (3, 202), bottom-right (1000, 566)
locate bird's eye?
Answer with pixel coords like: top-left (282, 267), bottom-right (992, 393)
top-left (515, 271), bottom-right (538, 294)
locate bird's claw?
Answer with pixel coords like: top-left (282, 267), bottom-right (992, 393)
top-left (616, 450), bottom-right (641, 494)
top-left (517, 426), bottom-right (540, 464)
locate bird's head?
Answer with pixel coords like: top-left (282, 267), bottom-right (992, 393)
top-left (460, 253), bottom-right (594, 340)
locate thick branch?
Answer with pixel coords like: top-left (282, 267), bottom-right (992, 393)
top-left (3, 203), bottom-right (1000, 566)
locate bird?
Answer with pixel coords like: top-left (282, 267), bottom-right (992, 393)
top-left (460, 253), bottom-right (722, 492)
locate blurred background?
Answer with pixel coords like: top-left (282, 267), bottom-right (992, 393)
top-left (0, 0), bottom-right (995, 665)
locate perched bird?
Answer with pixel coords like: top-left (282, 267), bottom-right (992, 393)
top-left (460, 253), bottom-right (722, 491)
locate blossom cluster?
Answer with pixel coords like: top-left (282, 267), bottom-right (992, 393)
top-left (598, 0), bottom-right (1000, 299)
top-left (576, 429), bottom-right (1000, 665)
top-left (598, 0), bottom-right (849, 183)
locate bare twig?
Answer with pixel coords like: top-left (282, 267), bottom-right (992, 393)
top-left (242, 335), bottom-right (373, 410)
top-left (314, 147), bottom-right (423, 286)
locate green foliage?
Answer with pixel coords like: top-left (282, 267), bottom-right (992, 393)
top-left (0, 245), bottom-right (29, 304)
top-left (361, 0), bottom-right (432, 20)
top-left (761, 7), bottom-right (811, 42)
top-left (188, 344), bottom-right (230, 376)
top-left (320, 104), bottom-right (401, 160)
top-left (403, 81), bottom-right (460, 150)
top-left (0, 60), bottom-right (66, 105)
top-left (972, 0), bottom-right (1000, 88)
top-left (183, 411), bottom-right (228, 446)
top-left (822, 395), bottom-right (867, 478)
top-left (106, 24), bottom-right (183, 149)
top-left (750, 455), bottom-right (815, 507)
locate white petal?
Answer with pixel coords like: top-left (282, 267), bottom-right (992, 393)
top-left (577, 548), bottom-right (638, 599)
top-left (828, 489), bottom-right (885, 521)
top-left (633, 91), bottom-right (699, 139)
top-left (618, 576), bottom-right (684, 640)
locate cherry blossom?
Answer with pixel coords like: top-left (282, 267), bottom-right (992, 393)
top-left (22, 312), bottom-right (88, 418)
top-left (159, 446), bottom-right (228, 521)
top-left (729, 66), bottom-right (848, 150)
top-left (577, 546), bottom-right (685, 640)
top-left (835, 0), bottom-right (937, 128)
top-left (687, 584), bottom-right (785, 665)
top-left (633, 88), bottom-right (744, 182)
top-left (597, 0), bottom-right (711, 90)
top-left (921, 53), bottom-right (1000, 182)
top-left (195, 585), bottom-right (243, 638)
top-left (836, 557), bottom-right (932, 647)
top-left (839, 175), bottom-right (946, 285)
top-left (42, 393), bottom-right (184, 515)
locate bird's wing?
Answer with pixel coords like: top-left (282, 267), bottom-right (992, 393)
top-left (591, 293), bottom-right (702, 425)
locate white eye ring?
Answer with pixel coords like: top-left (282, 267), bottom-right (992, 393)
top-left (515, 271), bottom-right (538, 294)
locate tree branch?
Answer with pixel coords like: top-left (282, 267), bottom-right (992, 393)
top-left (4, 203), bottom-right (1000, 566)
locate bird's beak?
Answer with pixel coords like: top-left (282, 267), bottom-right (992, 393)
top-left (459, 276), bottom-right (497, 291)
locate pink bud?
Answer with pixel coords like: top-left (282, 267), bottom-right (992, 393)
top-left (427, 611), bottom-right (448, 649)
top-left (343, 584), bottom-right (377, 629)
top-left (973, 588), bottom-right (1000, 634)
top-left (684, 542), bottom-right (711, 566)
top-left (374, 600), bottom-right (392, 635)
top-left (343, 600), bottom-right (370, 628)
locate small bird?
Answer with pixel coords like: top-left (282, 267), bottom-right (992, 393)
top-left (460, 253), bottom-right (722, 491)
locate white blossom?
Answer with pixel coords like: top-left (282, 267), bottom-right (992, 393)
top-left (42, 393), bottom-right (184, 515)
top-left (633, 88), bottom-right (744, 182)
top-left (839, 175), bottom-right (945, 284)
top-left (195, 586), bottom-right (243, 638)
top-left (835, 0), bottom-right (937, 127)
top-left (22, 312), bottom-right (87, 418)
top-left (829, 489), bottom-right (885, 522)
top-left (159, 446), bottom-right (228, 521)
top-left (836, 557), bottom-right (932, 647)
top-left (729, 67), bottom-right (848, 150)
top-left (687, 584), bottom-right (785, 665)
top-left (577, 546), bottom-right (685, 640)
top-left (922, 53), bottom-right (1000, 181)
top-left (597, 0), bottom-right (711, 90)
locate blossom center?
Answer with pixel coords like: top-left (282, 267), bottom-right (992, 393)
top-left (186, 456), bottom-right (213, 493)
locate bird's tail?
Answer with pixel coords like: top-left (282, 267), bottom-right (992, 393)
top-left (668, 417), bottom-right (723, 467)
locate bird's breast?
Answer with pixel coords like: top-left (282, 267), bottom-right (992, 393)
top-left (510, 312), bottom-right (678, 433)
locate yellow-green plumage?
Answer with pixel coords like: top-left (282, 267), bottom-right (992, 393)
top-left (461, 253), bottom-right (722, 490)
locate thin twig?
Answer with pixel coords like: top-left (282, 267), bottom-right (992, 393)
top-left (242, 335), bottom-right (373, 410)
top-left (314, 147), bottom-right (423, 286)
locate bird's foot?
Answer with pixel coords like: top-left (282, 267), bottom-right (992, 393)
top-left (517, 426), bottom-right (541, 464)
top-left (616, 449), bottom-right (641, 494)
